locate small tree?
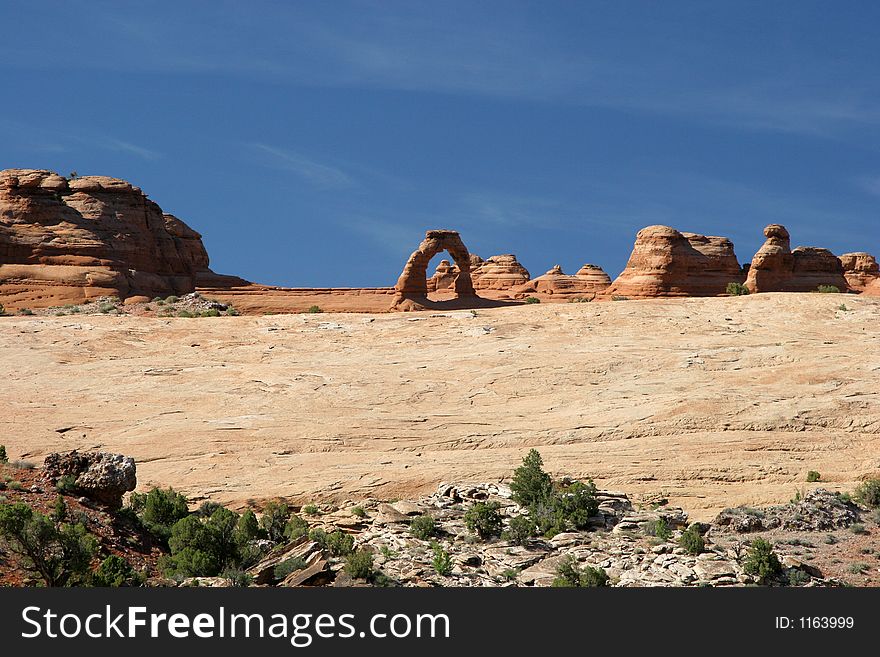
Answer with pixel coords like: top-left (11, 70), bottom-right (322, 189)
top-left (743, 538), bottom-right (782, 584)
top-left (464, 502), bottom-right (503, 539)
top-left (0, 502), bottom-right (97, 586)
top-left (325, 530), bottom-right (355, 557)
top-left (505, 514), bottom-right (537, 546)
top-left (93, 555), bottom-right (141, 587)
top-left (726, 282), bottom-right (749, 296)
top-left (806, 471), bottom-right (821, 483)
top-left (554, 480), bottom-right (599, 530)
top-left (130, 487), bottom-right (190, 540)
top-left (283, 514), bottom-right (309, 541)
top-left (235, 510), bottom-right (262, 542)
top-left (430, 542), bottom-right (453, 576)
top-left (259, 501), bottom-right (290, 542)
top-left (510, 449), bottom-right (553, 508)
top-left (0, 444), bottom-right (7, 464)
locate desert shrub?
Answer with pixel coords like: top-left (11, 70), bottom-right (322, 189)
top-left (0, 502), bottom-right (97, 586)
top-left (307, 305), bottom-right (323, 314)
top-left (259, 501), bottom-right (290, 542)
top-left (0, 445), bottom-right (7, 463)
top-left (8, 481), bottom-right (22, 491)
top-left (18, 308), bottom-right (34, 315)
top-left (464, 501), bottom-right (503, 539)
top-left (430, 542), bottom-right (453, 576)
top-left (505, 514), bottom-right (537, 546)
top-left (325, 530), bottom-right (355, 557)
top-left (848, 562), bottom-right (869, 574)
top-left (849, 523), bottom-right (867, 535)
top-left (165, 296), bottom-right (179, 303)
top-left (11, 460), bottom-right (36, 470)
top-left (524, 296), bottom-right (540, 304)
top-left (223, 569), bottom-right (253, 587)
top-left (510, 449), bottom-right (553, 508)
top-left (93, 555), bottom-right (141, 587)
top-left (283, 514), bottom-right (309, 541)
top-left (817, 285), bottom-right (840, 293)
top-left (274, 557), bottom-right (308, 580)
top-left (726, 282), bottom-right (749, 296)
top-left (678, 524), bottom-right (705, 555)
top-left (611, 295), bottom-right (629, 301)
top-left (344, 549), bottom-right (374, 579)
top-left (854, 478), bottom-right (880, 508)
top-left (201, 309), bottom-right (221, 317)
top-left (303, 504), bottom-right (320, 516)
top-left (97, 302), bottom-right (116, 314)
top-left (743, 538), bottom-right (782, 584)
top-left (410, 514), bottom-right (438, 540)
top-left (176, 310), bottom-right (194, 318)
top-left (786, 568), bottom-right (811, 586)
top-left (226, 307), bottom-right (240, 316)
top-left (644, 517), bottom-right (673, 541)
top-left (308, 527), bottom-right (327, 548)
top-left (130, 487), bottom-right (189, 541)
top-left (552, 555), bottom-right (608, 587)
top-left (806, 471), bottom-right (821, 483)
top-left (351, 506), bottom-right (366, 518)
top-left (871, 509), bottom-right (880, 525)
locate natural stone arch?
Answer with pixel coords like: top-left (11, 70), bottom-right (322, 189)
top-left (391, 229), bottom-right (478, 310)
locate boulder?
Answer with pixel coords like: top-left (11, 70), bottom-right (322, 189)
top-left (42, 450), bottom-right (136, 508)
top-left (745, 224), bottom-right (848, 293)
top-left (605, 225), bottom-right (743, 298)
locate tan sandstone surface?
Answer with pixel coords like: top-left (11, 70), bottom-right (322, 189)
top-left (2, 293), bottom-right (878, 521)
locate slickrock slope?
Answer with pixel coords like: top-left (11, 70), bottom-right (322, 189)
top-left (0, 169), bottom-right (235, 309)
top-left (839, 252), bottom-right (879, 292)
top-left (746, 224), bottom-right (848, 293)
top-left (2, 293), bottom-right (878, 521)
top-left (605, 225), bottom-right (744, 298)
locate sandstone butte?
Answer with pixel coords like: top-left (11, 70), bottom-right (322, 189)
top-left (1, 169), bottom-right (878, 313)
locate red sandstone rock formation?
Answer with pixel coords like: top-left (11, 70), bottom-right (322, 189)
top-left (605, 225), bottom-right (743, 298)
top-left (517, 264), bottom-right (611, 299)
top-left (0, 169), bottom-right (238, 309)
top-left (575, 264), bottom-right (612, 290)
top-left (472, 254), bottom-right (531, 290)
top-left (839, 252), bottom-right (879, 292)
top-left (391, 230), bottom-right (478, 311)
top-left (745, 224), bottom-right (848, 293)
top-left (863, 278), bottom-right (880, 297)
top-left (427, 259), bottom-right (459, 292)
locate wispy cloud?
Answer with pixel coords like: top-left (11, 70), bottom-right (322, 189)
top-left (855, 174), bottom-right (880, 197)
top-left (249, 143), bottom-right (355, 189)
top-left (96, 137), bottom-right (161, 160)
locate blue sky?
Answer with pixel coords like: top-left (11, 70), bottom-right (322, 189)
top-left (3, 0), bottom-right (879, 286)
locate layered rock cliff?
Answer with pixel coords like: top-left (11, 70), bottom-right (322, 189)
top-left (0, 169), bottom-right (239, 308)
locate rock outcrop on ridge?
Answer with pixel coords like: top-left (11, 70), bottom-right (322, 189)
top-left (472, 254), bottom-right (531, 290)
top-left (745, 224), bottom-right (848, 293)
top-left (0, 169), bottom-right (241, 309)
top-left (516, 264), bottom-right (611, 298)
top-left (839, 252), bottom-right (879, 292)
top-left (605, 225), bottom-right (744, 298)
